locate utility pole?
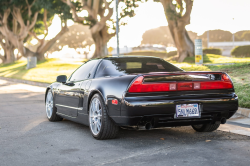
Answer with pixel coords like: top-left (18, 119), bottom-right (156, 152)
top-left (232, 18), bottom-right (235, 48)
top-left (207, 30), bottom-right (209, 48)
top-left (115, 0), bottom-right (120, 56)
top-left (233, 33), bottom-right (235, 48)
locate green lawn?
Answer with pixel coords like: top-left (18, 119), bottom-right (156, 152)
top-left (177, 63), bottom-right (250, 108)
top-left (0, 59), bottom-right (82, 83)
top-left (0, 54), bottom-right (249, 108)
top-left (169, 54), bottom-right (250, 108)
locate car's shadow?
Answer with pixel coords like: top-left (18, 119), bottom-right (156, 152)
top-left (51, 118), bottom-right (249, 144)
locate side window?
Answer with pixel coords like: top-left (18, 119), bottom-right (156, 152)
top-left (69, 60), bottom-right (99, 82)
top-left (95, 60), bottom-right (126, 78)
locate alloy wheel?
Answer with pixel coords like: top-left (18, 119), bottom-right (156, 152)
top-left (89, 98), bottom-right (102, 135)
top-left (46, 91), bottom-right (53, 119)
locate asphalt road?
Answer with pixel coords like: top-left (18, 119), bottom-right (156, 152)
top-left (0, 79), bottom-right (250, 166)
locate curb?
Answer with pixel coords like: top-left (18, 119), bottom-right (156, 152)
top-left (0, 76), bottom-right (50, 87)
top-left (237, 107), bottom-right (250, 118)
top-left (1, 76), bottom-right (250, 118)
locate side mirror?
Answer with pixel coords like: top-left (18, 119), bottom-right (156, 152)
top-left (56, 75), bottom-right (67, 83)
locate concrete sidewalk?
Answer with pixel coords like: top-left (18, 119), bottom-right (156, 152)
top-left (219, 113), bottom-right (250, 137)
top-left (237, 107), bottom-right (250, 118)
top-left (0, 76), bottom-right (49, 87)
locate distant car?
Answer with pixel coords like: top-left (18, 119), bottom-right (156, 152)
top-left (45, 56), bottom-right (238, 140)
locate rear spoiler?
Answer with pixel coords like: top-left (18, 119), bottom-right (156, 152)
top-left (142, 71), bottom-right (227, 76)
top-left (128, 72), bottom-right (234, 93)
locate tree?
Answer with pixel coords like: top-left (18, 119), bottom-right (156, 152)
top-left (0, 34), bottom-right (18, 64)
top-left (141, 26), bottom-right (197, 47)
top-left (27, 0), bottom-right (72, 60)
top-left (0, 0), bottom-right (72, 62)
top-left (235, 30), bottom-right (250, 41)
top-left (198, 30), bottom-right (233, 47)
top-left (0, 0), bottom-right (40, 62)
top-left (158, 0), bottom-right (194, 62)
top-left (46, 24), bottom-right (94, 53)
top-left (63, 0), bottom-right (144, 58)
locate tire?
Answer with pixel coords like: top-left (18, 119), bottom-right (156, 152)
top-left (192, 123), bottom-right (220, 132)
top-left (45, 89), bottom-right (63, 122)
top-left (88, 94), bottom-right (119, 140)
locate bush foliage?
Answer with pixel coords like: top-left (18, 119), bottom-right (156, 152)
top-left (231, 45), bottom-right (250, 57)
top-left (203, 48), bottom-right (222, 55)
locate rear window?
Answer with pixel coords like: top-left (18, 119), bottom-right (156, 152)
top-left (95, 57), bottom-right (183, 78)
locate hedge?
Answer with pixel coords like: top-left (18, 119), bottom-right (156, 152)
top-left (231, 45), bottom-right (250, 57)
top-left (203, 48), bottom-right (222, 55)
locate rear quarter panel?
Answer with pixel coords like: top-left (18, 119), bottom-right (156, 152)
top-left (85, 75), bottom-right (136, 116)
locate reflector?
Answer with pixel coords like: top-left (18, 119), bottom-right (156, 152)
top-left (112, 99), bottom-right (118, 105)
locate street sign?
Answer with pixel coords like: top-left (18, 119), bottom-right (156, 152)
top-left (108, 47), bottom-right (113, 54)
top-left (27, 56), bottom-right (37, 69)
top-left (195, 39), bottom-right (203, 65)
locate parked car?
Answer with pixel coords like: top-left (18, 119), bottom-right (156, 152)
top-left (45, 56), bottom-right (238, 139)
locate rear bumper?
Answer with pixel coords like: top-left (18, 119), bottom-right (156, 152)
top-left (111, 93), bottom-right (238, 126)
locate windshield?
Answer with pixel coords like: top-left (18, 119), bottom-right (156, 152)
top-left (95, 57), bottom-right (183, 78)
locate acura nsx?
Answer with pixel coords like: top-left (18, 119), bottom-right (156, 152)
top-left (45, 56), bottom-right (238, 139)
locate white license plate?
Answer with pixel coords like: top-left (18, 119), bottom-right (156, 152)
top-left (176, 104), bottom-right (200, 118)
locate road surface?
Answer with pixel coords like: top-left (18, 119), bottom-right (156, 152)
top-left (0, 79), bottom-right (249, 166)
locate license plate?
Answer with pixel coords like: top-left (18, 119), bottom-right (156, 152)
top-left (176, 104), bottom-right (200, 118)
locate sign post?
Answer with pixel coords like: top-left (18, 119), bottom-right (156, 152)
top-left (115, 0), bottom-right (119, 56)
top-left (195, 39), bottom-right (203, 65)
top-left (26, 56), bottom-right (37, 69)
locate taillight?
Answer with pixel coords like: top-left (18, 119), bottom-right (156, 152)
top-left (128, 76), bottom-right (169, 93)
top-left (128, 74), bottom-right (233, 93)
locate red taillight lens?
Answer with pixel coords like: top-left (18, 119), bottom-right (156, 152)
top-left (112, 99), bottom-right (118, 105)
top-left (128, 74), bottom-right (233, 93)
top-left (222, 74), bottom-right (230, 81)
top-left (128, 76), bottom-right (169, 93)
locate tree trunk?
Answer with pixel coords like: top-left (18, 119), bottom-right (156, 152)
top-left (4, 46), bottom-right (15, 63)
top-left (91, 31), bottom-right (107, 58)
top-left (160, 0), bottom-right (194, 62)
top-left (168, 24), bottom-right (194, 62)
top-left (0, 42), bottom-right (15, 64)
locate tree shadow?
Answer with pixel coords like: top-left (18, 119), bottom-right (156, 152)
top-left (0, 59), bottom-right (49, 81)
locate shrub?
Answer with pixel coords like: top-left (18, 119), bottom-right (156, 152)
top-left (231, 45), bottom-right (250, 57)
top-left (203, 48), bottom-right (222, 55)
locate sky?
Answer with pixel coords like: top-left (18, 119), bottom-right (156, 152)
top-left (44, 0), bottom-right (250, 48)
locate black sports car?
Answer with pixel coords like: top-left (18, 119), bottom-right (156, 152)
top-left (45, 56), bottom-right (238, 139)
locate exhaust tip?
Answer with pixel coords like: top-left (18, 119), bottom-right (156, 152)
top-left (145, 123), bottom-right (152, 130)
top-left (221, 118), bottom-right (227, 124)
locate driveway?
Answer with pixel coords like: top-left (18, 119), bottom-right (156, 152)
top-left (0, 79), bottom-right (249, 166)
